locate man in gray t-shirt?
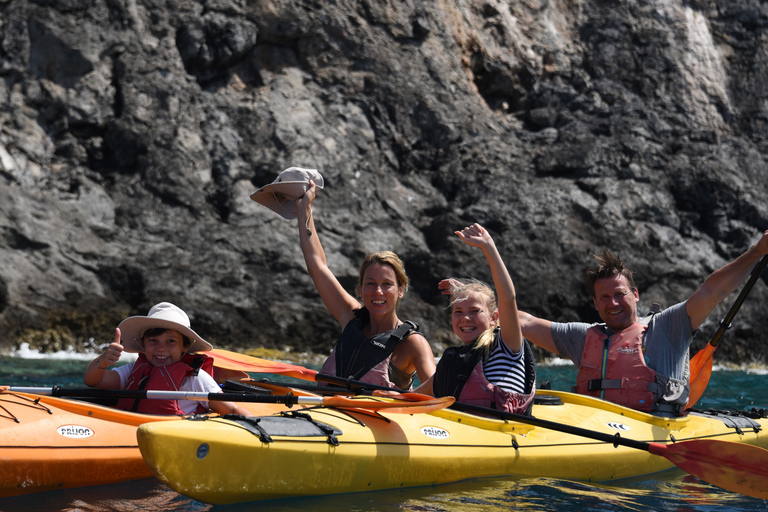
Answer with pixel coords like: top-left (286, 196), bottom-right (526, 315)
top-left (519, 230), bottom-right (768, 411)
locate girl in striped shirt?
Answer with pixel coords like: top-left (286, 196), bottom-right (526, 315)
top-left (415, 223), bottom-right (536, 413)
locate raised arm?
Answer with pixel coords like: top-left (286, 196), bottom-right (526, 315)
top-left (456, 223), bottom-right (523, 352)
top-left (296, 182), bottom-right (360, 328)
top-left (686, 230), bottom-right (768, 331)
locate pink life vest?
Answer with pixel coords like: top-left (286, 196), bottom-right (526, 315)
top-left (432, 335), bottom-right (537, 415)
top-left (456, 361), bottom-right (536, 415)
top-left (320, 311), bottom-right (418, 390)
top-left (115, 353), bottom-right (214, 415)
top-left (320, 348), bottom-right (402, 389)
top-left (573, 323), bottom-right (658, 412)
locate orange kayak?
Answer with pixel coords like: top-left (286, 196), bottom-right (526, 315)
top-left (0, 386), bottom-right (294, 498)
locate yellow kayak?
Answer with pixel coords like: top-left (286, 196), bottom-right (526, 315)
top-left (136, 389), bottom-right (768, 505)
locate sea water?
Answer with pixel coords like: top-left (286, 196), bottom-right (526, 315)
top-left (0, 351), bottom-right (766, 512)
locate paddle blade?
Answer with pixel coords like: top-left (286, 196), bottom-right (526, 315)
top-left (322, 395), bottom-right (455, 414)
top-left (209, 349), bottom-right (319, 381)
top-left (686, 343), bottom-right (717, 409)
top-left (649, 440), bottom-right (768, 499)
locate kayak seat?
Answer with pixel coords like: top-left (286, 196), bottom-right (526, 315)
top-left (229, 412), bottom-right (343, 445)
top-left (533, 394), bottom-right (563, 406)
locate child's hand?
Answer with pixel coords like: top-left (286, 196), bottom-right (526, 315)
top-left (455, 223), bottom-right (493, 250)
top-left (98, 328), bottom-right (124, 368)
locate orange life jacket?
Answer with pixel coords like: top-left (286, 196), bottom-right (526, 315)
top-left (573, 323), bottom-right (659, 412)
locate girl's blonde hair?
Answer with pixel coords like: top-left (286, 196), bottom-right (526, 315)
top-left (356, 251), bottom-right (409, 309)
top-left (448, 278), bottom-right (497, 354)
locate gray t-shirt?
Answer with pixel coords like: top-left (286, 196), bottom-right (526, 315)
top-left (550, 301), bottom-right (693, 382)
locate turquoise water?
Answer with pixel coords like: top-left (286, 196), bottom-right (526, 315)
top-left (0, 356), bottom-right (766, 512)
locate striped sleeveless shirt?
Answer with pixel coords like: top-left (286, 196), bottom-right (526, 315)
top-left (481, 331), bottom-right (527, 394)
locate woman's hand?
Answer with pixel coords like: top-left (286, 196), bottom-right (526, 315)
top-left (297, 181), bottom-right (318, 213)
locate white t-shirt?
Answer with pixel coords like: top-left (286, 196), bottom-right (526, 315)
top-left (114, 362), bottom-right (222, 414)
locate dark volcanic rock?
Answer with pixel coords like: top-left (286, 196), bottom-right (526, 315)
top-left (1, 0), bottom-right (767, 364)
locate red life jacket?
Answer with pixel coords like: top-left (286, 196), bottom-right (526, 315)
top-left (573, 323), bottom-right (658, 412)
top-left (115, 353), bottom-right (215, 415)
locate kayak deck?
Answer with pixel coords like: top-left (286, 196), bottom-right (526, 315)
top-left (136, 390), bottom-right (768, 504)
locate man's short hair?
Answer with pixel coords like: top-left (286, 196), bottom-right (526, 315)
top-left (585, 250), bottom-right (637, 299)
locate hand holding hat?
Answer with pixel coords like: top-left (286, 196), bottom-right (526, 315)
top-left (250, 167), bottom-right (324, 219)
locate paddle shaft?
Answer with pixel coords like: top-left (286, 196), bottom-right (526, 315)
top-left (447, 401), bottom-right (652, 451)
top-left (7, 385), bottom-right (452, 412)
top-left (706, 254), bottom-right (767, 348)
top-left (447, 399), bottom-right (768, 500)
top-left (11, 386), bottom-right (324, 406)
top-left (297, 374), bottom-right (648, 448)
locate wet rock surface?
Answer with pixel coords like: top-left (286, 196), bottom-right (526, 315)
top-left (0, 1), bottom-right (766, 363)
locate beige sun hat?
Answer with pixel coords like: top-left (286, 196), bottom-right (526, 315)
top-left (118, 302), bottom-right (212, 353)
top-left (250, 167), bottom-right (324, 219)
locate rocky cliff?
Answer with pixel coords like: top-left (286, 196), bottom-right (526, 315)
top-left (1, 0), bottom-right (766, 364)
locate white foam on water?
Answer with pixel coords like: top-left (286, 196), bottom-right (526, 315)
top-left (7, 342), bottom-right (138, 362)
top-left (540, 357), bottom-right (575, 367)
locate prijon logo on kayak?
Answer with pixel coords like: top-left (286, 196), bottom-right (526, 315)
top-left (420, 426), bottom-right (450, 439)
top-left (57, 425), bottom-right (95, 439)
top-left (607, 422), bottom-right (630, 432)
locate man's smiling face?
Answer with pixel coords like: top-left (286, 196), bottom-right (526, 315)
top-left (592, 275), bottom-right (640, 332)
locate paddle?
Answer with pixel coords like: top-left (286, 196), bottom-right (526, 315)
top-left (687, 254), bottom-right (768, 409)
top-left (446, 400), bottom-right (768, 500)
top-left (5, 386), bottom-right (454, 414)
top-left (209, 349), bottom-right (397, 389)
top-left (209, 349), bottom-right (320, 380)
top-left (209, 350), bottom-right (415, 394)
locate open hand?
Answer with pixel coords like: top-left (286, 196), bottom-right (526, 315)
top-left (438, 278), bottom-right (465, 295)
top-left (455, 223), bottom-right (493, 250)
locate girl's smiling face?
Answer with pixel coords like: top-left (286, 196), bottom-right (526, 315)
top-left (142, 329), bottom-right (186, 366)
top-left (451, 292), bottom-right (498, 344)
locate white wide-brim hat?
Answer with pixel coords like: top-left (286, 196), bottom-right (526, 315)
top-left (118, 302), bottom-right (212, 353)
top-left (250, 167), bottom-right (324, 219)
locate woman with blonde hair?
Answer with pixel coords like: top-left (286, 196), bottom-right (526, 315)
top-left (295, 182), bottom-right (435, 390)
top-left (415, 223), bottom-right (536, 414)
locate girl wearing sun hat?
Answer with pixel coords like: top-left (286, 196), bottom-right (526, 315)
top-left (84, 302), bottom-right (250, 416)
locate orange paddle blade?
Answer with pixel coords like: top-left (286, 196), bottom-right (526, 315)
top-left (686, 343), bottom-right (717, 409)
top-left (648, 439), bottom-right (768, 499)
top-left (245, 381), bottom-right (453, 413)
top-left (209, 349), bottom-right (319, 380)
top-left (322, 395), bottom-right (455, 414)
